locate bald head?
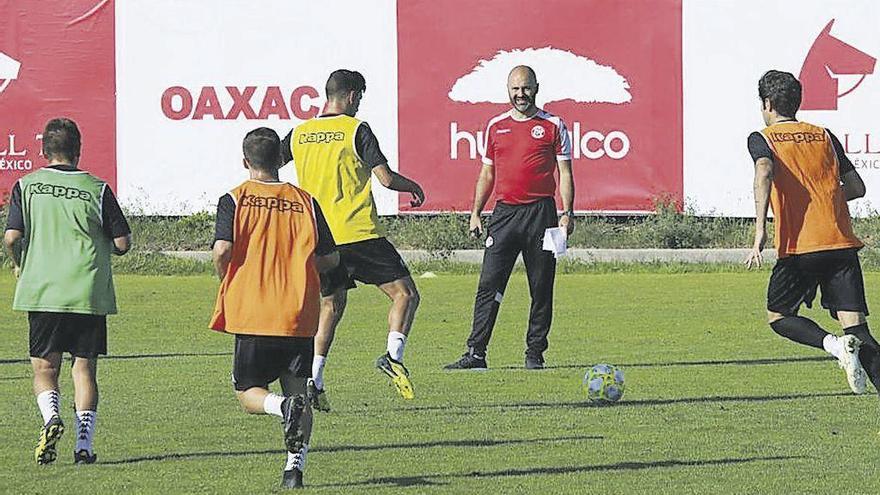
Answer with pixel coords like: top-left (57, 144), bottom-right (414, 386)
top-left (507, 66), bottom-right (539, 116)
top-left (508, 65), bottom-right (537, 86)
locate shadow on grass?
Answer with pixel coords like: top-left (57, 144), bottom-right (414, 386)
top-left (0, 351), bottom-right (231, 365)
top-left (101, 435), bottom-right (599, 465)
top-left (0, 375), bottom-right (29, 381)
top-left (488, 355), bottom-right (830, 371)
top-left (548, 355), bottom-right (831, 370)
top-left (369, 391), bottom-right (856, 414)
top-left (314, 455), bottom-right (805, 488)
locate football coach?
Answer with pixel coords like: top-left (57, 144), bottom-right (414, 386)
top-left (445, 65), bottom-right (575, 371)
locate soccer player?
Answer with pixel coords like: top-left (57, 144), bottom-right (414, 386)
top-left (444, 65), bottom-right (574, 370)
top-left (745, 70), bottom-right (880, 396)
top-left (281, 69), bottom-right (424, 404)
top-left (210, 127), bottom-right (338, 489)
top-left (3, 118), bottom-right (131, 465)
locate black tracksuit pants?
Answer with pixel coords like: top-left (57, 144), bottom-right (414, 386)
top-left (466, 197), bottom-right (558, 357)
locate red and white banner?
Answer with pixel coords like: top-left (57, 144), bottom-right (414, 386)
top-left (2, 0), bottom-right (878, 216)
top-left (398, 0), bottom-right (682, 213)
top-left (0, 0), bottom-right (115, 201)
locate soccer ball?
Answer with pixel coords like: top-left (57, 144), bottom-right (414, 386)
top-left (584, 364), bottom-right (625, 404)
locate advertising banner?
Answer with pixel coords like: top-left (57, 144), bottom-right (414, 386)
top-left (115, 0), bottom-right (399, 214)
top-left (4, 0), bottom-right (877, 217)
top-left (398, 0), bottom-right (683, 213)
top-left (0, 0), bottom-right (115, 199)
top-left (683, 0), bottom-right (879, 216)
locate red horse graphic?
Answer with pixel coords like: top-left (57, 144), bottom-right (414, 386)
top-left (799, 20), bottom-right (876, 111)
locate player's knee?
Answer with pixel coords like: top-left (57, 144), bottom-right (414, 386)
top-left (767, 311), bottom-right (785, 325)
top-left (837, 311), bottom-right (866, 328)
top-left (32, 359), bottom-right (60, 378)
top-left (398, 284), bottom-right (420, 309)
top-left (406, 285), bottom-right (420, 308)
top-left (322, 292), bottom-right (347, 317)
top-left (71, 358), bottom-right (97, 380)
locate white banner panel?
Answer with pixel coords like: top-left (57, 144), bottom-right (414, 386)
top-left (116, 0), bottom-right (399, 215)
top-left (683, 0), bottom-right (880, 217)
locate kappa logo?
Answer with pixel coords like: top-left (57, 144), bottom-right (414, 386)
top-left (299, 131), bottom-right (345, 145)
top-left (240, 194), bottom-right (304, 213)
top-left (531, 125), bottom-right (545, 139)
top-left (26, 183), bottom-right (94, 202)
top-left (799, 20), bottom-right (876, 111)
top-left (768, 132), bottom-right (826, 144)
top-left (0, 52), bottom-right (22, 95)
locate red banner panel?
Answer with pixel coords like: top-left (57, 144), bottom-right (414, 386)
top-left (397, 0), bottom-right (682, 213)
top-left (0, 0), bottom-right (116, 199)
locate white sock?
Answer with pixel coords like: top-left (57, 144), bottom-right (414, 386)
top-left (263, 393), bottom-right (285, 417)
top-left (387, 331), bottom-right (407, 362)
top-left (285, 444), bottom-right (309, 471)
top-left (74, 410), bottom-right (97, 454)
top-left (36, 390), bottom-right (60, 424)
top-left (823, 334), bottom-right (844, 359)
top-left (312, 355), bottom-right (327, 390)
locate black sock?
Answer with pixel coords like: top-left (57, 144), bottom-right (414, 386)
top-left (844, 323), bottom-right (880, 389)
top-left (769, 316), bottom-right (829, 349)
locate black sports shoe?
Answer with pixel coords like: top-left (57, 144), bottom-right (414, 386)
top-left (525, 353), bottom-right (544, 370)
top-left (306, 379), bottom-right (331, 412)
top-left (281, 468), bottom-right (304, 489)
top-left (74, 449), bottom-right (97, 464)
top-left (281, 395), bottom-right (306, 453)
top-left (444, 352), bottom-right (487, 370)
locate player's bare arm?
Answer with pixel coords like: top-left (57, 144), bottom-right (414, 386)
top-left (469, 164), bottom-right (495, 237)
top-left (112, 234), bottom-right (132, 256)
top-left (841, 169), bottom-right (866, 201)
top-left (315, 251), bottom-right (340, 273)
top-left (557, 158), bottom-right (575, 234)
top-left (3, 228), bottom-right (23, 278)
top-left (372, 164), bottom-right (425, 207)
top-left (212, 240), bottom-right (234, 280)
top-left (746, 156), bottom-right (773, 269)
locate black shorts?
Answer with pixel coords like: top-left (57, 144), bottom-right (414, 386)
top-left (767, 248), bottom-right (869, 319)
top-left (29, 312), bottom-right (107, 359)
top-left (232, 334), bottom-right (313, 391)
top-left (320, 237), bottom-right (410, 296)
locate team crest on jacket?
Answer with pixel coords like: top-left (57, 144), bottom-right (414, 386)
top-left (531, 125), bottom-right (545, 139)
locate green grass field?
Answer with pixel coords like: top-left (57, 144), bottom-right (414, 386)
top-left (1, 271), bottom-right (879, 494)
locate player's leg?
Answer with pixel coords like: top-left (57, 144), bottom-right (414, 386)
top-left (340, 237), bottom-right (418, 398)
top-left (766, 256), bottom-right (829, 347)
top-left (278, 338), bottom-right (314, 489)
top-left (376, 276), bottom-right (420, 399)
top-left (445, 205), bottom-right (520, 370)
top-left (71, 357), bottom-right (99, 464)
top-left (310, 270), bottom-right (350, 412)
top-left (29, 312), bottom-right (65, 465)
top-left (232, 335), bottom-right (289, 416)
top-left (816, 249), bottom-right (878, 394)
top-left (69, 314), bottom-right (107, 464)
top-left (378, 276), bottom-right (420, 354)
top-left (31, 353), bottom-right (64, 465)
top-left (520, 198), bottom-right (558, 369)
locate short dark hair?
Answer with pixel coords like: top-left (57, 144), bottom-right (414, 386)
top-left (326, 69), bottom-right (366, 99)
top-left (242, 127), bottom-right (281, 171)
top-left (42, 118), bottom-right (81, 162)
top-left (758, 70), bottom-right (802, 117)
